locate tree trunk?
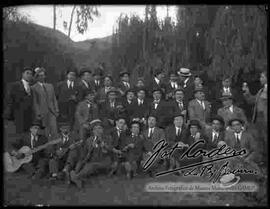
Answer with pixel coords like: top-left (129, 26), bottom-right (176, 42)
top-left (68, 5), bottom-right (76, 38)
top-left (53, 5), bottom-right (56, 30)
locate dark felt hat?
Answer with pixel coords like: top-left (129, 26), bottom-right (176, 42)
top-left (152, 88), bottom-right (163, 94)
top-left (174, 87), bottom-right (184, 94)
top-left (66, 68), bottom-right (78, 75)
top-left (193, 86), bottom-right (205, 94)
top-left (125, 88), bottom-right (136, 96)
top-left (228, 118), bottom-right (245, 126)
top-left (147, 113), bottom-right (158, 120)
top-left (129, 119), bottom-right (142, 129)
top-left (220, 92), bottom-right (233, 100)
top-left (153, 67), bottom-right (163, 76)
top-left (119, 70), bottom-right (130, 77)
top-left (31, 120), bottom-right (45, 129)
top-left (210, 115), bottom-right (225, 126)
top-left (21, 67), bottom-right (33, 73)
top-left (34, 67), bottom-right (46, 76)
top-left (79, 67), bottom-right (92, 76)
top-left (93, 67), bottom-right (103, 76)
top-left (188, 120), bottom-right (201, 129)
top-left (173, 113), bottom-right (185, 119)
top-left (106, 87), bottom-right (119, 95)
top-left (89, 119), bottom-right (103, 129)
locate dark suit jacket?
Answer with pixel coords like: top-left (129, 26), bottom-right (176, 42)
top-left (90, 79), bottom-right (103, 92)
top-left (180, 77), bottom-right (195, 104)
top-left (124, 135), bottom-right (147, 161)
top-left (77, 80), bottom-right (93, 101)
top-left (50, 132), bottom-right (79, 155)
top-left (55, 80), bottom-right (80, 121)
top-left (165, 80), bottom-right (181, 99)
top-left (4, 81), bottom-right (33, 133)
top-left (169, 100), bottom-right (188, 123)
top-left (204, 127), bottom-right (225, 151)
top-left (142, 127), bottom-right (165, 152)
top-left (118, 81), bottom-right (131, 95)
top-left (147, 78), bottom-right (166, 97)
top-left (107, 127), bottom-right (128, 150)
top-left (130, 98), bottom-right (149, 120)
top-left (148, 99), bottom-right (169, 128)
top-left (121, 98), bottom-right (135, 122)
top-left (165, 125), bottom-right (187, 146)
top-left (188, 99), bottom-right (211, 125)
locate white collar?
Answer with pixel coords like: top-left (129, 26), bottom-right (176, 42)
top-left (234, 131), bottom-right (243, 139)
top-left (21, 79), bottom-right (29, 85)
top-left (196, 99), bottom-right (203, 104)
top-left (223, 86), bottom-right (230, 90)
top-left (38, 81), bottom-right (44, 86)
top-left (31, 134), bottom-right (38, 141)
top-left (184, 78), bottom-right (189, 83)
top-left (82, 80), bottom-right (88, 87)
top-left (154, 77), bottom-right (160, 84)
top-left (138, 98), bottom-right (143, 103)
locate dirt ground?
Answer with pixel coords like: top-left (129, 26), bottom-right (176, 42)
top-left (3, 121), bottom-right (267, 206)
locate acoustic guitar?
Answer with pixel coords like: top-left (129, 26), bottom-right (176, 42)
top-left (4, 138), bottom-right (62, 173)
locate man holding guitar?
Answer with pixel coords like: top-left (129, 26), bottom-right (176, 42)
top-left (48, 122), bottom-right (82, 184)
top-left (5, 120), bottom-right (51, 179)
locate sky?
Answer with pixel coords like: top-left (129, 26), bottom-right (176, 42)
top-left (17, 5), bottom-right (178, 42)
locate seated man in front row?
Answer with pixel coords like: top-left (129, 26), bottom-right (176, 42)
top-left (7, 120), bottom-right (50, 179)
top-left (48, 122), bottom-right (81, 184)
top-left (70, 119), bottom-right (113, 189)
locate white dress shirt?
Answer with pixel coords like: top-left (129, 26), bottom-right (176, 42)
top-left (175, 127), bottom-right (181, 136)
top-left (67, 80), bottom-right (74, 89)
top-left (183, 78), bottom-right (189, 88)
top-left (196, 99), bottom-right (205, 110)
top-left (223, 87), bottom-right (231, 94)
top-left (21, 79), bottom-right (30, 94)
top-left (154, 77), bottom-right (160, 85)
top-left (30, 134), bottom-right (38, 149)
top-left (171, 81), bottom-right (178, 89)
top-left (148, 127), bottom-right (154, 138)
top-left (138, 99), bottom-right (144, 105)
top-left (234, 131), bottom-right (242, 141)
top-left (212, 131), bottom-right (219, 142)
top-left (123, 81), bottom-right (130, 88)
top-left (154, 100), bottom-right (160, 109)
top-left (82, 80), bottom-right (89, 88)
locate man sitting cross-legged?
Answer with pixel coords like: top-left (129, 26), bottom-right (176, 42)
top-left (70, 119), bottom-right (113, 189)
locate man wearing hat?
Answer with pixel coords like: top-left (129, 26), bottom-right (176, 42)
top-left (8, 120), bottom-right (50, 179)
top-left (134, 77), bottom-right (146, 93)
top-left (165, 71), bottom-right (180, 101)
top-left (170, 88), bottom-right (188, 124)
top-left (74, 90), bottom-right (99, 140)
top-left (78, 67), bottom-right (93, 100)
top-left (4, 67), bottom-right (34, 134)
top-left (31, 67), bottom-right (59, 140)
top-left (107, 115), bottom-right (129, 177)
top-left (118, 69), bottom-right (132, 96)
top-left (204, 115), bottom-right (225, 151)
top-left (148, 88), bottom-right (168, 128)
top-left (224, 118), bottom-right (260, 175)
top-left (147, 67), bottom-right (166, 96)
top-left (165, 113), bottom-right (188, 172)
top-left (121, 88), bottom-right (136, 123)
top-left (130, 88), bottom-right (149, 126)
top-left (95, 75), bottom-right (114, 103)
top-left (70, 119), bottom-right (113, 188)
top-left (188, 86), bottom-right (211, 129)
top-left (48, 121), bottom-right (80, 183)
top-left (178, 67), bottom-right (195, 104)
top-left (99, 87), bottom-right (123, 128)
top-left (142, 114), bottom-right (166, 175)
top-left (55, 68), bottom-right (80, 129)
top-left (217, 92), bottom-right (247, 129)
top-left (90, 67), bottom-right (104, 92)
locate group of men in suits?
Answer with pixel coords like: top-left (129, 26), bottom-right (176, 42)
top-left (4, 65), bottom-right (267, 188)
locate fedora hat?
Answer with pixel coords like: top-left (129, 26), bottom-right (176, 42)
top-left (93, 67), bottom-right (104, 76)
top-left (178, 68), bottom-right (192, 77)
top-left (220, 92), bottom-right (233, 100)
top-left (31, 120), bottom-right (45, 129)
top-left (89, 119), bottom-right (103, 129)
top-left (106, 87), bottom-right (119, 95)
top-left (228, 118), bottom-right (245, 126)
top-left (219, 173), bottom-right (240, 188)
top-left (119, 70), bottom-right (130, 77)
top-left (79, 67), bottom-right (92, 76)
top-left (34, 67), bottom-right (46, 76)
top-left (210, 115), bottom-right (225, 126)
top-left (193, 86), bottom-right (205, 94)
top-left (66, 68), bottom-right (78, 75)
top-left (188, 120), bottom-right (201, 129)
top-left (21, 67), bottom-right (33, 74)
top-left (152, 88), bottom-right (163, 94)
top-left (129, 119), bottom-right (142, 129)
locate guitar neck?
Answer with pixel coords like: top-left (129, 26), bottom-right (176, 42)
top-left (30, 138), bottom-right (62, 154)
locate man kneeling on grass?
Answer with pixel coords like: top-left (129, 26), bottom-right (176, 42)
top-left (70, 119), bottom-right (113, 189)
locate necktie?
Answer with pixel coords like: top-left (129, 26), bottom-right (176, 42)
top-left (235, 134), bottom-right (241, 149)
top-left (148, 128), bottom-right (153, 138)
top-left (118, 130), bottom-right (121, 138)
top-left (177, 101), bottom-right (183, 109)
top-left (31, 135), bottom-right (34, 149)
top-left (25, 83), bottom-right (30, 95)
top-left (110, 102), bottom-right (114, 108)
top-left (213, 133), bottom-right (218, 142)
top-left (176, 128), bottom-right (180, 136)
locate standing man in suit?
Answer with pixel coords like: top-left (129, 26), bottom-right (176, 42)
top-left (55, 69), bottom-right (80, 129)
top-left (74, 90), bottom-right (99, 141)
top-left (96, 75), bottom-right (114, 104)
top-left (90, 67), bottom-right (104, 92)
top-left (148, 88), bottom-right (168, 128)
top-left (188, 87), bottom-right (211, 129)
top-left (8, 120), bottom-right (50, 179)
top-left (147, 68), bottom-right (166, 97)
top-left (204, 115), bottom-right (225, 151)
top-left (178, 68), bottom-right (195, 105)
top-left (217, 92), bottom-right (247, 129)
top-left (99, 87), bottom-right (123, 129)
top-left (77, 67), bottom-right (93, 101)
top-left (4, 67), bottom-right (34, 134)
top-left (165, 71), bottom-right (180, 101)
top-left (32, 67), bottom-right (59, 140)
top-left (242, 70), bottom-right (267, 163)
top-left (118, 70), bottom-right (131, 96)
top-left (121, 89), bottom-right (136, 124)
